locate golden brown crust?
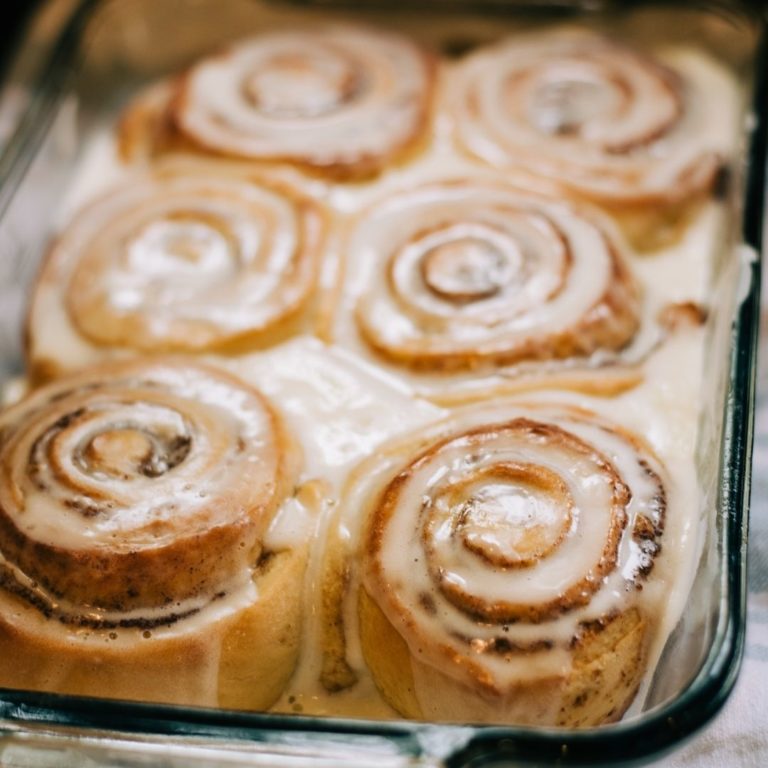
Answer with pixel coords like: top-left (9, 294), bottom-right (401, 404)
top-left (0, 544), bottom-right (308, 710)
top-left (319, 538), bottom-right (359, 693)
top-left (118, 80), bottom-right (185, 163)
top-left (359, 587), bottom-right (647, 727)
top-left (558, 608), bottom-right (647, 726)
top-left (217, 546), bottom-right (308, 710)
top-left (657, 301), bottom-right (708, 332)
top-left (358, 587), bottom-right (423, 719)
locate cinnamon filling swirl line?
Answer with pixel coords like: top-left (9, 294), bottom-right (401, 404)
top-left (0, 552), bottom-right (229, 630)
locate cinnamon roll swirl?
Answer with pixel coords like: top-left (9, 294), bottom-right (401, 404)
top-left (0, 359), bottom-right (309, 710)
top-left (120, 26), bottom-right (436, 178)
top-left (356, 401), bottom-right (667, 726)
top-left (450, 32), bottom-right (727, 248)
top-left (340, 180), bottom-right (640, 382)
top-left (27, 165), bottom-right (325, 380)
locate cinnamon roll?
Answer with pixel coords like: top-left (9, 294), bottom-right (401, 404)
top-left (120, 26), bottom-right (436, 178)
top-left (356, 401), bottom-right (667, 726)
top-left (335, 180), bottom-right (641, 395)
top-left (450, 32), bottom-right (727, 249)
top-left (27, 165), bottom-right (325, 380)
top-left (0, 359), bottom-right (310, 709)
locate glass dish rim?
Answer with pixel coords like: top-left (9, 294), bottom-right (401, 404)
top-left (0, 0), bottom-right (763, 764)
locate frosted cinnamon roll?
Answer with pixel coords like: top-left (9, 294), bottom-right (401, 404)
top-left (356, 401), bottom-right (667, 726)
top-left (338, 180), bottom-right (640, 385)
top-left (0, 358), bottom-right (310, 709)
top-left (27, 165), bottom-right (325, 380)
top-left (120, 26), bottom-right (436, 178)
top-left (450, 32), bottom-right (729, 249)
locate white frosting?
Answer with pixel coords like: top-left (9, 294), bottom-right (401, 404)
top-left (5, 24), bottom-right (743, 724)
top-left (227, 337), bottom-right (444, 487)
top-left (226, 338), bottom-right (444, 718)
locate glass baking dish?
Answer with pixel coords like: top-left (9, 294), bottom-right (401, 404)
top-left (0, 0), bottom-right (764, 764)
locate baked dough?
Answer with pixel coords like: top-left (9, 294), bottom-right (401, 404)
top-left (0, 358), bottom-right (310, 709)
top-left (120, 25), bottom-right (436, 179)
top-left (26, 162), bottom-right (326, 380)
top-left (351, 400), bottom-right (666, 725)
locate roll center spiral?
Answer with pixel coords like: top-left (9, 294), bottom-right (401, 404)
top-left (243, 51), bottom-right (362, 118)
top-left (443, 463), bottom-right (573, 567)
top-left (525, 64), bottom-right (621, 137)
top-left (76, 422), bottom-right (192, 481)
top-left (419, 225), bottom-right (518, 304)
top-left (84, 428), bottom-right (153, 479)
top-left (127, 214), bottom-right (236, 276)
